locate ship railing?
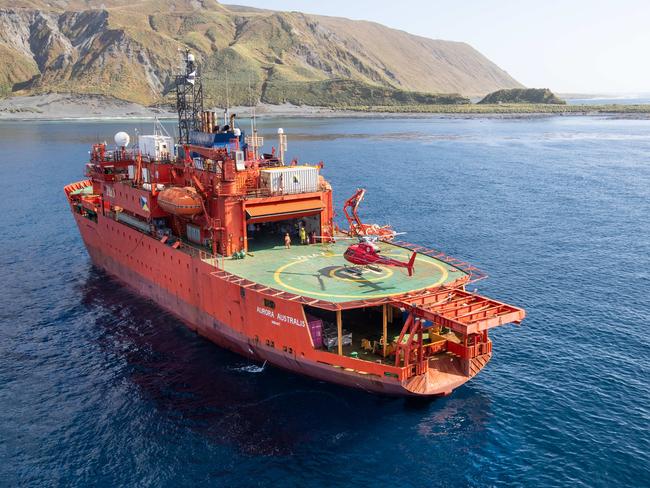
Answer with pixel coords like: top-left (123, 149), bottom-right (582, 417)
top-left (311, 351), bottom-right (408, 381)
top-left (91, 149), bottom-right (132, 163)
top-left (102, 209), bottom-right (218, 264)
top-left (206, 268), bottom-right (344, 310)
top-left (63, 179), bottom-right (92, 199)
top-left (199, 249), bottom-right (225, 269)
top-left (90, 149), bottom-right (174, 165)
top-left (177, 240), bottom-right (213, 261)
top-left (150, 234), bottom-right (226, 269)
top-left (242, 188), bottom-right (324, 199)
top-left (180, 244), bottom-right (201, 258)
top-left (141, 154), bottom-right (174, 164)
top-left (391, 240), bottom-right (488, 284)
top-left (388, 286), bottom-right (525, 377)
top-left (243, 188), bottom-right (272, 198)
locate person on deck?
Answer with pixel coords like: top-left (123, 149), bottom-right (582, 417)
top-left (284, 233), bottom-right (292, 249)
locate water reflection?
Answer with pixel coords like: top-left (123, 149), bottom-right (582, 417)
top-left (415, 387), bottom-right (491, 439)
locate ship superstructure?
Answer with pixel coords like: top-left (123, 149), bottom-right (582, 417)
top-left (64, 53), bottom-right (525, 396)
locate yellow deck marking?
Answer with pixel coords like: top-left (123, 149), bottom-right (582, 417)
top-left (273, 254), bottom-right (449, 299)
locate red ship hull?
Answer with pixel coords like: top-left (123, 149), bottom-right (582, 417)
top-left (74, 211), bottom-right (479, 397)
top-left (65, 53), bottom-right (524, 397)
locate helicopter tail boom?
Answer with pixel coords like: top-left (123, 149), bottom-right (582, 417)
top-left (407, 251), bottom-right (417, 276)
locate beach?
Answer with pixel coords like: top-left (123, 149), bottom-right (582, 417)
top-left (2, 93), bottom-right (650, 121)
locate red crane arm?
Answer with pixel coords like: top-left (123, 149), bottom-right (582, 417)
top-left (343, 188), bottom-right (366, 234)
top-left (185, 144), bottom-right (229, 161)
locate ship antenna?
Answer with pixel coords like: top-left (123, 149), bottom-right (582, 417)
top-left (224, 67), bottom-right (230, 126)
top-left (154, 116), bottom-right (171, 138)
top-left (252, 85), bottom-right (257, 135)
top-left (249, 76), bottom-right (259, 159)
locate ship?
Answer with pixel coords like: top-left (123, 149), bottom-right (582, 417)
top-left (64, 52), bottom-right (525, 397)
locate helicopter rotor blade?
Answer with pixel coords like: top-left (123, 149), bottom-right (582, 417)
top-left (313, 235), bottom-right (356, 240)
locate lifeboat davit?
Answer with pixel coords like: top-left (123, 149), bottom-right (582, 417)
top-left (157, 187), bottom-right (203, 216)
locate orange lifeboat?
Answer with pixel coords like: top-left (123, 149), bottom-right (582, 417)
top-left (157, 187), bottom-right (203, 216)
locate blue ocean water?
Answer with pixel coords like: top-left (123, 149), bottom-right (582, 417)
top-left (0, 115), bottom-right (649, 487)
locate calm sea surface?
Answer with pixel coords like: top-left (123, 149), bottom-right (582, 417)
top-left (0, 115), bottom-right (649, 487)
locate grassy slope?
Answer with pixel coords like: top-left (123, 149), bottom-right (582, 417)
top-left (314, 15), bottom-right (523, 96)
top-left (0, 44), bottom-right (39, 97)
top-left (478, 88), bottom-right (566, 105)
top-left (262, 79), bottom-right (468, 107)
top-left (0, 0), bottom-right (523, 105)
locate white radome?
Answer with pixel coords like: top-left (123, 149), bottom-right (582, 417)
top-left (187, 53), bottom-right (195, 62)
top-left (114, 131), bottom-right (130, 147)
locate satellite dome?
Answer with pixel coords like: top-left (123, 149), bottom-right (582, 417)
top-left (233, 128), bottom-right (241, 137)
top-left (114, 131), bottom-right (130, 147)
top-left (187, 53), bottom-right (195, 63)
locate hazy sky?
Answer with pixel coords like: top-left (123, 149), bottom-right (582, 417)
top-left (228, 0), bottom-right (650, 94)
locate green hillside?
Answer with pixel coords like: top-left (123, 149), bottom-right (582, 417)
top-left (479, 88), bottom-right (566, 105)
top-left (0, 0), bottom-right (523, 106)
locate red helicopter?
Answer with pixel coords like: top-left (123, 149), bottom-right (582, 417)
top-left (343, 236), bottom-right (417, 276)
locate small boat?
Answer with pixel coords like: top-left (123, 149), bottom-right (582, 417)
top-left (156, 187), bottom-right (203, 216)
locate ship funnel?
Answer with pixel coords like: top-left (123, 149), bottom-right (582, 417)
top-left (114, 131), bottom-right (130, 148)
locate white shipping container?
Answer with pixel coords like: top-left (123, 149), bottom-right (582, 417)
top-left (260, 166), bottom-right (319, 195)
top-left (138, 135), bottom-right (174, 160)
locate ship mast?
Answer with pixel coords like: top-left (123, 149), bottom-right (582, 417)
top-left (175, 50), bottom-right (204, 145)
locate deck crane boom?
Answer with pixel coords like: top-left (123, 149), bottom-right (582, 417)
top-left (343, 188), bottom-right (397, 239)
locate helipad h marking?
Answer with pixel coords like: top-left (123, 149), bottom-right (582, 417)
top-left (272, 253), bottom-right (449, 299)
top-left (330, 266), bottom-right (394, 282)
